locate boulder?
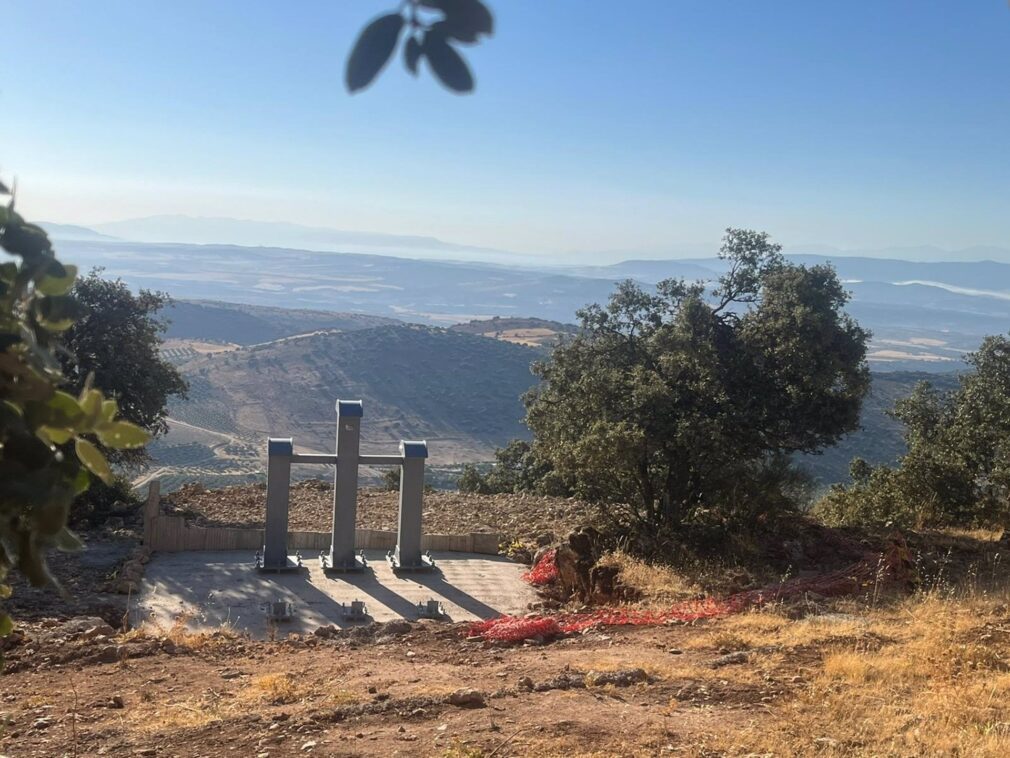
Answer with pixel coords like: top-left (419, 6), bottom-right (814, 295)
top-left (446, 688), bottom-right (486, 708)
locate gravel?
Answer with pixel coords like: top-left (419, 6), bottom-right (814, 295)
top-left (162, 480), bottom-right (593, 543)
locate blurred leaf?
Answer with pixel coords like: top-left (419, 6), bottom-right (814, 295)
top-left (36, 262), bottom-right (78, 296)
top-left (101, 398), bottom-right (118, 422)
top-left (54, 527), bottom-right (85, 552)
top-left (75, 437), bottom-right (112, 484)
top-left (71, 466), bottom-right (91, 496)
top-left (44, 391), bottom-right (85, 428)
top-left (405, 35), bottom-right (422, 75)
top-left (79, 388), bottom-right (102, 424)
top-left (346, 13), bottom-right (405, 93)
top-left (35, 294), bottom-right (87, 331)
top-left (421, 0), bottom-right (493, 36)
top-left (423, 31), bottom-right (474, 93)
top-left (96, 420), bottom-right (150, 449)
top-left (39, 426), bottom-right (73, 445)
top-left (429, 19), bottom-right (478, 44)
top-left (0, 614), bottom-right (12, 637)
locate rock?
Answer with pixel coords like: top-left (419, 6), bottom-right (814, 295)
top-left (301, 741), bottom-right (317, 751)
top-left (711, 651), bottom-right (749, 668)
top-left (32, 717), bottom-right (54, 730)
top-left (108, 695), bottom-right (124, 709)
top-left (446, 688), bottom-right (486, 708)
top-left (82, 623), bottom-right (116, 640)
top-left (667, 648), bottom-right (683, 655)
top-left (534, 532), bottom-right (554, 547)
top-left (112, 578), bottom-right (138, 595)
top-left (516, 676), bottom-right (534, 692)
top-left (585, 668), bottom-right (649, 687)
top-left (97, 645), bottom-right (122, 664)
top-left (378, 620), bottom-right (411, 637)
top-left (313, 625), bottom-right (336, 639)
top-left (58, 617), bottom-right (114, 639)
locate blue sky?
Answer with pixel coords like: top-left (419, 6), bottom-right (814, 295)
top-left (2, 1), bottom-right (1009, 262)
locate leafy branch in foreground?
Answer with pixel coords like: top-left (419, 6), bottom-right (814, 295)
top-left (347, 0), bottom-right (494, 93)
top-left (0, 177), bottom-right (150, 633)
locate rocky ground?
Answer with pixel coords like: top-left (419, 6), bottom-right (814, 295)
top-left (0, 608), bottom-right (858, 757)
top-left (162, 481), bottom-right (593, 544)
top-left (7, 576), bottom-right (1010, 757)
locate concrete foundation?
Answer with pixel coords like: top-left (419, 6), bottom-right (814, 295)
top-left (136, 549), bottom-right (536, 638)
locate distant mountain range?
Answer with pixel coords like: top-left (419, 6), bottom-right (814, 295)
top-left (43, 215), bottom-right (1010, 265)
top-left (47, 215), bottom-right (522, 265)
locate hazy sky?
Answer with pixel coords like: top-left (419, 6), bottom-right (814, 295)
top-left (2, 1), bottom-right (1009, 262)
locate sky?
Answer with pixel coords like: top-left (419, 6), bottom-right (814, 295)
top-left (2, 1), bottom-right (1009, 263)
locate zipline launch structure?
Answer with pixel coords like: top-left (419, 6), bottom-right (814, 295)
top-left (257, 399), bottom-right (434, 573)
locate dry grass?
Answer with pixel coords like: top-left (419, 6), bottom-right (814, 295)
top-left (247, 672), bottom-right (301, 704)
top-left (119, 612), bottom-right (245, 651)
top-left (596, 550), bottom-right (701, 605)
top-left (713, 588), bottom-right (1010, 757)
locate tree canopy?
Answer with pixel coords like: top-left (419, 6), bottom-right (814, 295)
top-left (59, 271), bottom-right (187, 463)
top-left (523, 229), bottom-right (869, 545)
top-left (817, 334), bottom-right (1010, 529)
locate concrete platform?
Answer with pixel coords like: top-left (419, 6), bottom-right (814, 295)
top-left (136, 549), bottom-right (536, 637)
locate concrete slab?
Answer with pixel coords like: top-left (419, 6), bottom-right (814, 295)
top-left (136, 549), bottom-right (536, 638)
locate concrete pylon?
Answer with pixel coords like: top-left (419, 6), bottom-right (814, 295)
top-left (390, 440), bottom-right (433, 571)
top-left (326, 400), bottom-right (366, 571)
top-left (261, 437), bottom-right (297, 571)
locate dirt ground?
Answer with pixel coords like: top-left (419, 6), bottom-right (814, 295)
top-left (163, 481), bottom-right (592, 544)
top-left (0, 613), bottom-right (818, 758)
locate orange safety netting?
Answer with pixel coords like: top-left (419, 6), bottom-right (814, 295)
top-left (469, 534), bottom-right (910, 643)
top-left (521, 548), bottom-right (559, 585)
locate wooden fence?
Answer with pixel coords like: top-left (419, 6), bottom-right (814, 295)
top-left (142, 480), bottom-right (503, 556)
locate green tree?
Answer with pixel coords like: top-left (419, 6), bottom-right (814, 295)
top-left (457, 439), bottom-right (571, 495)
top-left (59, 270), bottom-right (188, 464)
top-left (817, 335), bottom-right (1010, 529)
top-left (0, 180), bottom-right (149, 628)
top-left (523, 229), bottom-right (869, 544)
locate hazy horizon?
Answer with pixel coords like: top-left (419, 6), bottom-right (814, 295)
top-left (37, 214), bottom-right (1010, 267)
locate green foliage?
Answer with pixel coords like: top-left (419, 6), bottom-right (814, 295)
top-left (379, 466), bottom-right (434, 493)
top-left (381, 466), bottom-right (401, 491)
top-left (60, 270), bottom-right (187, 464)
top-left (457, 439), bottom-right (571, 496)
top-left (523, 229), bottom-right (869, 543)
top-left (72, 474), bottom-right (141, 528)
top-left (816, 335), bottom-right (1010, 529)
top-left (0, 179), bottom-right (150, 630)
top-left (347, 0), bottom-right (493, 93)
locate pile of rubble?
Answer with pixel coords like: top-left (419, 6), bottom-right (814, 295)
top-left (163, 481), bottom-right (593, 544)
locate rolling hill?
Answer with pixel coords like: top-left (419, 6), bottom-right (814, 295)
top-left (797, 370), bottom-right (960, 487)
top-left (450, 316), bottom-right (578, 349)
top-left (163, 300), bottom-right (399, 345)
top-left (146, 324), bottom-right (542, 491)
